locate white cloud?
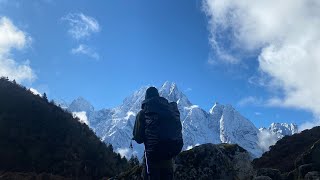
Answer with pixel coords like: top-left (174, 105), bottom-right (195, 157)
top-left (0, 17), bottom-right (27, 54)
top-left (255, 112), bottom-right (261, 116)
top-left (248, 73), bottom-right (273, 88)
top-left (299, 119), bottom-right (320, 131)
top-left (186, 145), bottom-right (193, 150)
top-left (116, 148), bottom-right (132, 159)
top-left (203, 1), bottom-right (320, 121)
top-left (186, 143), bottom-right (200, 150)
top-left (0, 59), bottom-right (35, 82)
top-left (29, 87), bottom-right (42, 96)
top-left (258, 129), bottom-right (278, 152)
top-left (125, 111), bottom-right (136, 120)
top-left (238, 96), bottom-right (262, 106)
top-left (185, 88), bottom-right (192, 93)
top-left (62, 13), bottom-right (100, 40)
top-left (0, 17), bottom-right (35, 83)
top-left (72, 111), bottom-right (90, 126)
top-left (71, 44), bottom-right (99, 59)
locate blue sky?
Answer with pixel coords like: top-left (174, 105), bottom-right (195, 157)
top-left (1, 0), bottom-right (319, 129)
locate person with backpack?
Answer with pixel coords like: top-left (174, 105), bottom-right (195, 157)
top-left (133, 87), bottom-right (183, 180)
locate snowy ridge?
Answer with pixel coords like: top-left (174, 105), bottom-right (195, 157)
top-left (257, 123), bottom-right (298, 152)
top-left (218, 104), bottom-right (261, 157)
top-left (259, 123), bottom-right (298, 139)
top-left (65, 82), bottom-right (295, 159)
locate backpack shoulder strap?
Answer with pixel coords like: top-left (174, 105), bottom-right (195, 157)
top-left (132, 110), bottom-right (145, 144)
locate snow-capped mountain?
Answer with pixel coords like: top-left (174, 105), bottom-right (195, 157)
top-left (68, 97), bottom-right (94, 114)
top-left (66, 82), bottom-right (264, 159)
top-left (215, 103), bottom-right (261, 157)
top-left (259, 123), bottom-right (298, 139)
top-left (257, 123), bottom-right (298, 152)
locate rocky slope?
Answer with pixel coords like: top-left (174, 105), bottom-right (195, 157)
top-left (253, 126), bottom-right (320, 180)
top-left (111, 143), bottom-right (255, 180)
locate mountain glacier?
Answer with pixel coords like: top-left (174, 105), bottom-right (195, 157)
top-left (65, 82), bottom-right (297, 159)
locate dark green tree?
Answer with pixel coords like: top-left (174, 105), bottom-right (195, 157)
top-left (128, 155), bottom-right (140, 168)
top-left (43, 92), bottom-right (48, 102)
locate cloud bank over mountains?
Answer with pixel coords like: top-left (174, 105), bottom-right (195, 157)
top-left (204, 0), bottom-right (320, 128)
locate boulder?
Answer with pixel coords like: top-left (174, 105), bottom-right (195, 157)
top-left (296, 139), bottom-right (320, 169)
top-left (285, 169), bottom-right (298, 180)
top-left (304, 171), bottom-right (320, 180)
top-left (253, 176), bottom-right (272, 180)
top-left (110, 143), bottom-right (254, 180)
top-left (109, 165), bottom-right (143, 180)
top-left (256, 168), bottom-right (281, 180)
top-left (174, 143), bottom-right (254, 180)
top-left (298, 164), bottom-right (316, 179)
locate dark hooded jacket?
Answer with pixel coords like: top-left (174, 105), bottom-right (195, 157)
top-left (133, 87), bottom-right (160, 144)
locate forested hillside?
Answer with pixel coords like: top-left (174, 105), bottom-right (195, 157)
top-left (0, 77), bottom-right (130, 179)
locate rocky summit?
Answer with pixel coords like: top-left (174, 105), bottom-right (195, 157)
top-left (174, 143), bottom-right (254, 180)
top-left (111, 143), bottom-right (255, 180)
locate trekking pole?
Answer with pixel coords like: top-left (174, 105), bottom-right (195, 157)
top-left (130, 138), bottom-right (133, 149)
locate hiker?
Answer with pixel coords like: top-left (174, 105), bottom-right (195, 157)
top-left (133, 87), bottom-right (183, 180)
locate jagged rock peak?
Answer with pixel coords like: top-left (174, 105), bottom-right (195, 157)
top-left (209, 102), bottom-right (224, 114)
top-left (270, 122), bottom-right (298, 131)
top-left (160, 81), bottom-right (177, 92)
top-left (159, 81), bottom-right (192, 107)
top-left (119, 86), bottom-right (148, 113)
top-left (68, 96), bottom-right (94, 113)
top-left (122, 86), bottom-right (148, 104)
top-left (268, 122), bottom-right (298, 139)
top-left (224, 104), bottom-right (235, 110)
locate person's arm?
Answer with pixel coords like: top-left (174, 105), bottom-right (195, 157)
top-left (133, 110), bottom-right (145, 144)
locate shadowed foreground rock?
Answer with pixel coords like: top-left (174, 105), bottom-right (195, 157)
top-left (0, 171), bottom-right (71, 180)
top-left (174, 143), bottom-right (254, 180)
top-left (253, 126), bottom-right (320, 172)
top-left (111, 143), bottom-right (254, 180)
top-left (253, 127), bottom-right (320, 180)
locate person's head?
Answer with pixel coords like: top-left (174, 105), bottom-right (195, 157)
top-left (145, 87), bottom-right (159, 100)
